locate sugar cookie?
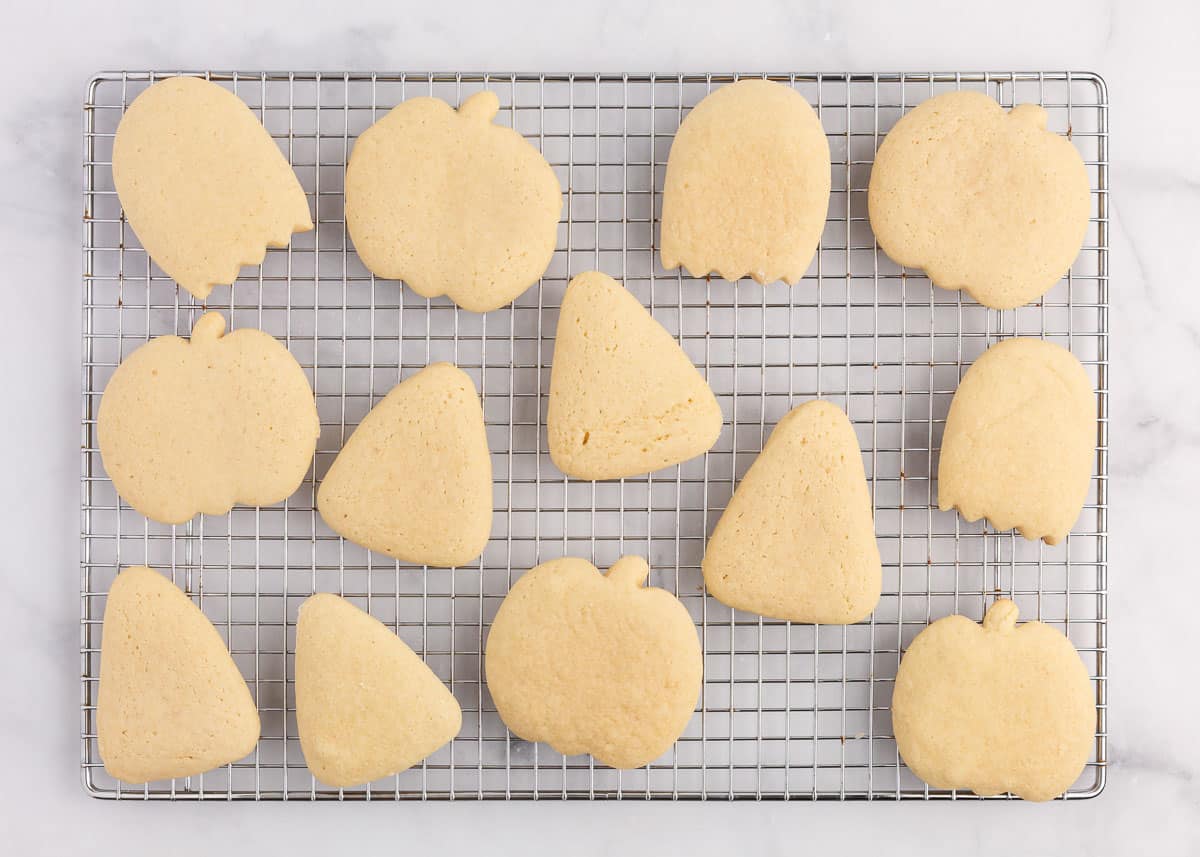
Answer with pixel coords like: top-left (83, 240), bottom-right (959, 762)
top-left (703, 400), bottom-right (881, 623)
top-left (112, 76), bottom-right (312, 299)
top-left (868, 91), bottom-right (1090, 309)
top-left (892, 599), bottom-right (1095, 801)
top-left (485, 556), bottom-right (702, 769)
top-left (547, 271), bottom-right (722, 480)
top-left (296, 594), bottom-right (462, 788)
top-left (98, 312), bottom-right (319, 525)
top-left (938, 338), bottom-right (1095, 544)
top-left (317, 362), bottom-right (492, 567)
top-left (661, 79), bottom-right (831, 285)
top-left (345, 91), bottom-right (562, 312)
top-left (98, 566), bottom-right (260, 783)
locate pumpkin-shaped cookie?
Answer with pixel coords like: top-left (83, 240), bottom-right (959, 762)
top-left (937, 338), bottom-right (1095, 544)
top-left (98, 312), bottom-right (320, 525)
top-left (98, 566), bottom-right (260, 783)
top-left (485, 556), bottom-right (702, 769)
top-left (660, 79), bottom-right (831, 285)
top-left (868, 91), bottom-right (1090, 309)
top-left (345, 91), bottom-right (563, 312)
top-left (112, 76), bottom-right (313, 299)
top-left (296, 594), bottom-right (462, 788)
top-left (892, 599), bottom-right (1095, 801)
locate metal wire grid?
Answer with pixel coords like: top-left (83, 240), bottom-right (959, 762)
top-left (80, 71), bottom-right (1108, 801)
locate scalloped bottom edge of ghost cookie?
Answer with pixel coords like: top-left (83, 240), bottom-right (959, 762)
top-left (659, 257), bottom-right (808, 288)
top-left (188, 223), bottom-right (314, 300)
top-left (937, 500), bottom-right (1072, 546)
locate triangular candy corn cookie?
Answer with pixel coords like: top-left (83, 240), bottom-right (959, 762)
top-left (547, 271), bottom-right (722, 480)
top-left (296, 594), bottom-right (462, 788)
top-left (113, 76), bottom-right (312, 299)
top-left (345, 91), bottom-right (562, 312)
top-left (661, 79), bottom-right (831, 285)
top-left (98, 566), bottom-right (260, 783)
top-left (485, 556), bottom-right (702, 769)
top-left (702, 400), bottom-right (881, 624)
top-left (98, 312), bottom-right (320, 525)
top-left (938, 338), bottom-right (1095, 544)
top-left (317, 362), bottom-right (492, 567)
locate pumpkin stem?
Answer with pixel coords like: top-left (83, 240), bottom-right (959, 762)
top-left (458, 91), bottom-right (500, 123)
top-left (982, 598), bottom-right (1019, 632)
top-left (1009, 103), bottom-right (1047, 131)
top-left (191, 311), bottom-right (227, 343)
top-left (606, 555), bottom-right (650, 587)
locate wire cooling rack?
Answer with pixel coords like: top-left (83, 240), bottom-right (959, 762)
top-left (80, 71), bottom-right (1108, 800)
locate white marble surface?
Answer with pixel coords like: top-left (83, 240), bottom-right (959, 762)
top-left (2, 0), bottom-right (1197, 852)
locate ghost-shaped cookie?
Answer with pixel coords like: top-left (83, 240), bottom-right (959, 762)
top-left (345, 91), bottom-right (563, 312)
top-left (868, 91), bottom-right (1091, 309)
top-left (937, 338), bottom-right (1095, 544)
top-left (112, 76), bottom-right (313, 299)
top-left (660, 79), bottom-right (831, 285)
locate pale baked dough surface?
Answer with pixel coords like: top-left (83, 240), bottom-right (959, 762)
top-left (937, 337), bottom-right (1095, 544)
top-left (702, 400), bottom-right (881, 624)
top-left (317, 362), bottom-right (493, 567)
top-left (97, 312), bottom-right (320, 525)
top-left (485, 556), bottom-right (702, 769)
top-left (112, 76), bottom-right (312, 299)
top-left (97, 566), bottom-right (260, 783)
top-left (868, 91), bottom-right (1090, 309)
top-left (295, 594), bottom-right (462, 788)
top-left (547, 270), bottom-right (722, 480)
top-left (660, 79), bottom-right (831, 285)
top-left (892, 599), bottom-right (1095, 801)
top-left (345, 91), bottom-right (563, 312)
